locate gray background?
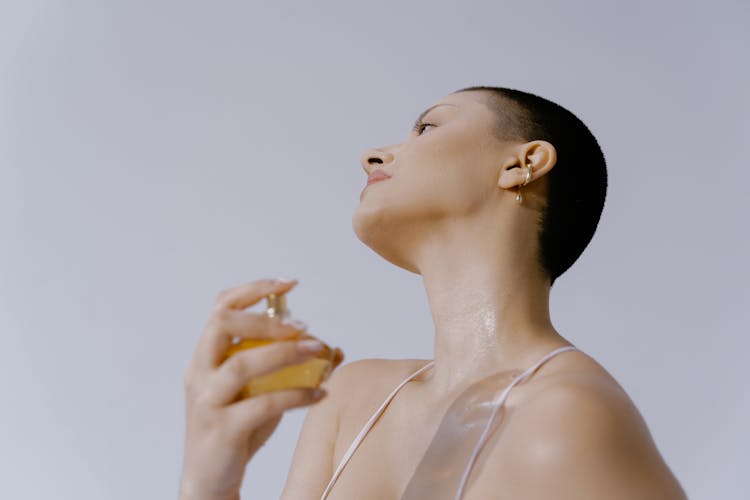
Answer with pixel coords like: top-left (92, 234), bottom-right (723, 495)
top-left (1, 1), bottom-right (747, 499)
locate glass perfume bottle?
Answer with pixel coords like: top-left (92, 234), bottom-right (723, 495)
top-left (223, 291), bottom-right (334, 398)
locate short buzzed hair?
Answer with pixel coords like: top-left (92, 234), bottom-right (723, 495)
top-left (453, 86), bottom-right (608, 287)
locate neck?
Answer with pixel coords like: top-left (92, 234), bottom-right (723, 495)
top-left (414, 210), bottom-right (570, 395)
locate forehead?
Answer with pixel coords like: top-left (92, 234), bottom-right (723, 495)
top-left (436, 90), bottom-right (488, 108)
top-left (428, 90), bottom-right (494, 119)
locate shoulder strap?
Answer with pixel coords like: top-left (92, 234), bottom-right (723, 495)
top-left (319, 360), bottom-right (435, 500)
top-left (454, 345), bottom-right (578, 499)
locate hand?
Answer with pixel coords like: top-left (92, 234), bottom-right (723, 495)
top-left (178, 278), bottom-right (344, 500)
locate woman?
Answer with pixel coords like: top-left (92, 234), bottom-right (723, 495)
top-left (178, 87), bottom-right (687, 499)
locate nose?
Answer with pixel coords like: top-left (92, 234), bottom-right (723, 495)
top-left (360, 146), bottom-right (395, 175)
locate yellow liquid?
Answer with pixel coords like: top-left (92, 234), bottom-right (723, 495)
top-left (224, 338), bottom-right (333, 398)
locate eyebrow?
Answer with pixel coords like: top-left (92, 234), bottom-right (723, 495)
top-left (412, 103), bottom-right (458, 129)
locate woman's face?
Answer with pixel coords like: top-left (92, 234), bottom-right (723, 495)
top-left (351, 90), bottom-right (522, 273)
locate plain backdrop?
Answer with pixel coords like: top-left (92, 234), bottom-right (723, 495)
top-left (1, 1), bottom-right (747, 499)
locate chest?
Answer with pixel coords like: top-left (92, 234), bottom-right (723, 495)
top-left (325, 372), bottom-right (530, 500)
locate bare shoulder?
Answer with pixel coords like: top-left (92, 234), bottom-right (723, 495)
top-left (326, 357), bottom-right (429, 404)
top-left (330, 356), bottom-right (428, 377)
top-left (329, 358), bottom-right (430, 425)
top-left (280, 357), bottom-right (422, 499)
top-left (488, 350), bottom-right (687, 500)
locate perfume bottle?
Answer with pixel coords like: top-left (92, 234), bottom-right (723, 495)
top-left (223, 291), bottom-right (334, 398)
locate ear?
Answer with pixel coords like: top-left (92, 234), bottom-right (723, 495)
top-left (497, 140), bottom-right (557, 189)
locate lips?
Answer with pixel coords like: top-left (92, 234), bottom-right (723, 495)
top-left (367, 170), bottom-right (392, 185)
top-left (360, 170), bottom-right (392, 200)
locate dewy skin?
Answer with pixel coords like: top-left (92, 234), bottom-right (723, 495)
top-left (400, 346), bottom-right (577, 499)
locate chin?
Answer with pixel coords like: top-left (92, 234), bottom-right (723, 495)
top-left (351, 201), bottom-right (421, 275)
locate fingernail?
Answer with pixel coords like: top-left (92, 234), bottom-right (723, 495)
top-left (298, 339), bottom-right (323, 353)
top-left (312, 388), bottom-right (327, 400)
top-left (276, 276), bottom-right (297, 284)
top-left (282, 318), bottom-right (308, 331)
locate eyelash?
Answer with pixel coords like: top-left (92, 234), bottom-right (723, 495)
top-left (413, 120), bottom-right (436, 136)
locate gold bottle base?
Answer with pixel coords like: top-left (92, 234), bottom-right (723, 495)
top-left (224, 338), bottom-right (333, 398)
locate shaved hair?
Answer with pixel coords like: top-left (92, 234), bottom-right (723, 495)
top-left (453, 86), bottom-right (608, 287)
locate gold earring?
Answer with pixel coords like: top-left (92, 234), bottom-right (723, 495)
top-left (516, 164), bottom-right (533, 203)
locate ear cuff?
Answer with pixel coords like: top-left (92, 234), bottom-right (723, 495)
top-left (516, 163), bottom-right (533, 204)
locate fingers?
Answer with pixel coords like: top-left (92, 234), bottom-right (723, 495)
top-left (205, 337), bottom-right (326, 405)
top-left (331, 347), bottom-right (344, 370)
top-left (202, 309), bottom-right (307, 370)
top-left (190, 278), bottom-right (305, 372)
top-left (212, 277), bottom-right (298, 312)
top-left (224, 386), bottom-right (327, 439)
top-left (217, 310), bottom-right (301, 341)
top-left (295, 333), bottom-right (344, 371)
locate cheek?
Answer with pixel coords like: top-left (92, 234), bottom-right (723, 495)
top-left (385, 166), bottom-right (487, 218)
top-left (396, 139), bottom-right (490, 213)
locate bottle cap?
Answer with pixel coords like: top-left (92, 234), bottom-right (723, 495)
top-left (265, 292), bottom-right (290, 319)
